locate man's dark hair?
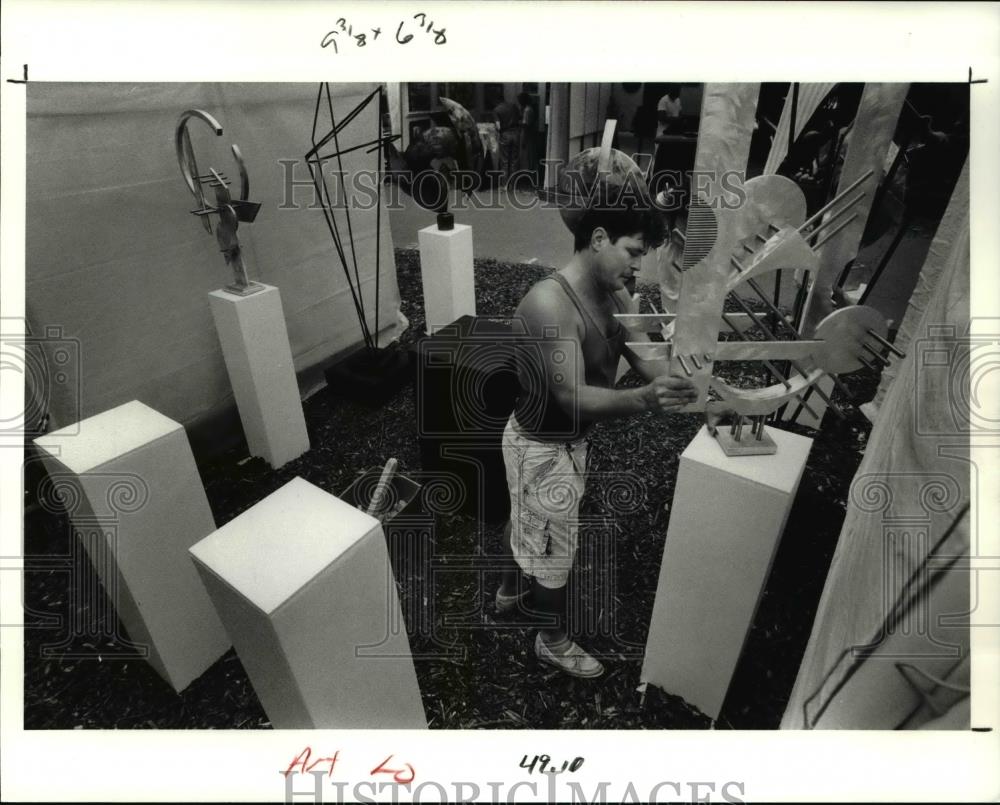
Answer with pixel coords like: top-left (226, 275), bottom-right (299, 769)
top-left (571, 199), bottom-right (667, 252)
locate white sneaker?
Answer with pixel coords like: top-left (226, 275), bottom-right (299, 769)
top-left (495, 587), bottom-right (529, 614)
top-left (534, 633), bottom-right (604, 678)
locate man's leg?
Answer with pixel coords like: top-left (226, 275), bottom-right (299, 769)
top-left (532, 580), bottom-right (567, 645)
top-left (498, 520), bottom-right (521, 598)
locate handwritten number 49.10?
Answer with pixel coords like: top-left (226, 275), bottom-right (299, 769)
top-left (520, 754), bottom-right (585, 775)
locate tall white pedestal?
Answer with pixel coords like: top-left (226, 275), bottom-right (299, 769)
top-left (642, 425), bottom-right (813, 719)
top-left (189, 477), bottom-right (427, 729)
top-left (418, 223), bottom-right (475, 334)
top-left (208, 284), bottom-right (309, 468)
top-left (33, 400), bottom-right (229, 692)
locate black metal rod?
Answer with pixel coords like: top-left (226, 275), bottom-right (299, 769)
top-left (867, 329), bottom-right (906, 358)
top-left (862, 342), bottom-right (890, 363)
top-left (325, 84), bottom-right (370, 343)
top-left (813, 213), bottom-right (859, 250)
top-left (306, 85), bottom-right (381, 160)
top-left (720, 312), bottom-right (792, 390)
top-left (809, 191), bottom-right (865, 244)
top-left (308, 162), bottom-right (372, 348)
top-left (797, 169), bottom-right (874, 234)
top-left (373, 84), bottom-right (383, 350)
top-left (788, 83), bottom-right (799, 161)
top-left (858, 354), bottom-right (879, 371)
top-left (859, 214), bottom-right (911, 306)
top-left (745, 276), bottom-right (798, 337)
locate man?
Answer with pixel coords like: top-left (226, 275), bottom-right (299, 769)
top-left (494, 98), bottom-right (522, 186)
top-left (656, 86), bottom-right (683, 137)
top-left (496, 149), bottom-right (698, 678)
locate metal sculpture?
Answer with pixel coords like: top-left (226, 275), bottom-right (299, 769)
top-left (621, 172), bottom-right (903, 454)
top-left (175, 109), bottom-right (263, 296)
top-left (606, 84), bottom-right (906, 455)
top-left (305, 83), bottom-right (401, 352)
top-left (383, 96), bottom-right (484, 230)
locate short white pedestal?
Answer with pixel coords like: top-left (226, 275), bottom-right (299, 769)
top-left (641, 425), bottom-right (813, 719)
top-left (418, 223), bottom-right (475, 334)
top-left (33, 400), bottom-right (229, 692)
top-left (781, 371), bottom-right (836, 429)
top-left (208, 284), bottom-right (309, 469)
top-left (189, 477), bottom-right (427, 729)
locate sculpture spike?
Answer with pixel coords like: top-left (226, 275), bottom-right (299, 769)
top-left (866, 329), bottom-right (906, 358)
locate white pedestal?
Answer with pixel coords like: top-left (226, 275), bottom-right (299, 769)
top-left (189, 477), bottom-right (427, 729)
top-left (642, 425), bottom-right (813, 719)
top-left (208, 284), bottom-right (309, 469)
top-left (781, 372), bottom-right (836, 429)
top-left (33, 400), bottom-right (229, 692)
top-left (418, 223), bottom-right (475, 334)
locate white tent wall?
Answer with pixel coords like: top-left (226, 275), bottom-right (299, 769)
top-left (26, 82), bottom-right (401, 433)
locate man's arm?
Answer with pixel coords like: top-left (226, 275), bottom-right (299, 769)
top-left (519, 283), bottom-right (695, 421)
top-left (613, 288), bottom-right (673, 384)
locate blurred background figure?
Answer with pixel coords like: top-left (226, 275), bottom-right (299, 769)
top-left (494, 97), bottom-right (522, 186)
top-left (656, 84), bottom-right (683, 136)
top-left (517, 91), bottom-right (539, 187)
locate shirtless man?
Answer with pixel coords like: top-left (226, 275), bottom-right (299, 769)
top-left (497, 179), bottom-right (698, 678)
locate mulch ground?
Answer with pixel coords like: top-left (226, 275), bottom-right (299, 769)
top-left (23, 248), bottom-right (878, 730)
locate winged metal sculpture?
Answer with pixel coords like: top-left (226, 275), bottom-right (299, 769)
top-left (175, 109), bottom-right (263, 295)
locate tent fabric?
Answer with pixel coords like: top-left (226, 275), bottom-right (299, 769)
top-left (862, 159), bottom-right (970, 420)
top-left (26, 82), bottom-right (401, 430)
top-left (762, 83), bottom-right (836, 177)
top-left (781, 195), bottom-right (971, 729)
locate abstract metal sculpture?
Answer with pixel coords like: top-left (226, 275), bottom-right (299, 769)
top-left (306, 83), bottom-right (401, 351)
top-left (175, 109), bottom-right (263, 296)
top-left (621, 171), bottom-right (901, 454)
top-left (306, 84), bottom-right (411, 404)
top-left (587, 89), bottom-right (904, 456)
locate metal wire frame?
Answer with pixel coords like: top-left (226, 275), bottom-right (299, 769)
top-left (305, 83), bottom-right (401, 350)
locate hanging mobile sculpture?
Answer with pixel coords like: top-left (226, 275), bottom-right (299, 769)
top-left (175, 109), bottom-right (264, 295)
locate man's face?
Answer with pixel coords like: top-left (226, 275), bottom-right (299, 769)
top-left (593, 230), bottom-right (646, 293)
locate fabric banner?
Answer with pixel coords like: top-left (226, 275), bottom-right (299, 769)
top-left (26, 82), bottom-right (401, 430)
top-left (800, 83), bottom-right (908, 335)
top-left (781, 203), bottom-right (971, 729)
top-left (862, 158), bottom-right (970, 420)
top-left (762, 83), bottom-right (837, 176)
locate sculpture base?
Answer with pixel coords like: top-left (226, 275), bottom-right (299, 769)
top-left (324, 346), bottom-right (412, 406)
top-left (642, 424), bottom-right (813, 719)
top-left (223, 281), bottom-right (267, 297)
top-left (713, 428), bottom-right (778, 456)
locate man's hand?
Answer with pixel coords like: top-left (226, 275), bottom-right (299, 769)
top-left (704, 403), bottom-right (738, 435)
top-left (639, 374), bottom-right (698, 413)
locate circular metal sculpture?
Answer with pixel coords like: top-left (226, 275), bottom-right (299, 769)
top-left (175, 109), bottom-right (263, 296)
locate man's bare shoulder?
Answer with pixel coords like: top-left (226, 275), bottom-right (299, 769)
top-left (514, 275), bottom-right (579, 337)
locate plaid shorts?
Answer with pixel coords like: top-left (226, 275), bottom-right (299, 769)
top-left (501, 416), bottom-right (588, 589)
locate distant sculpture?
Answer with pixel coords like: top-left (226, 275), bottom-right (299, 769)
top-left (383, 97), bottom-right (484, 229)
top-left (175, 109), bottom-right (263, 295)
